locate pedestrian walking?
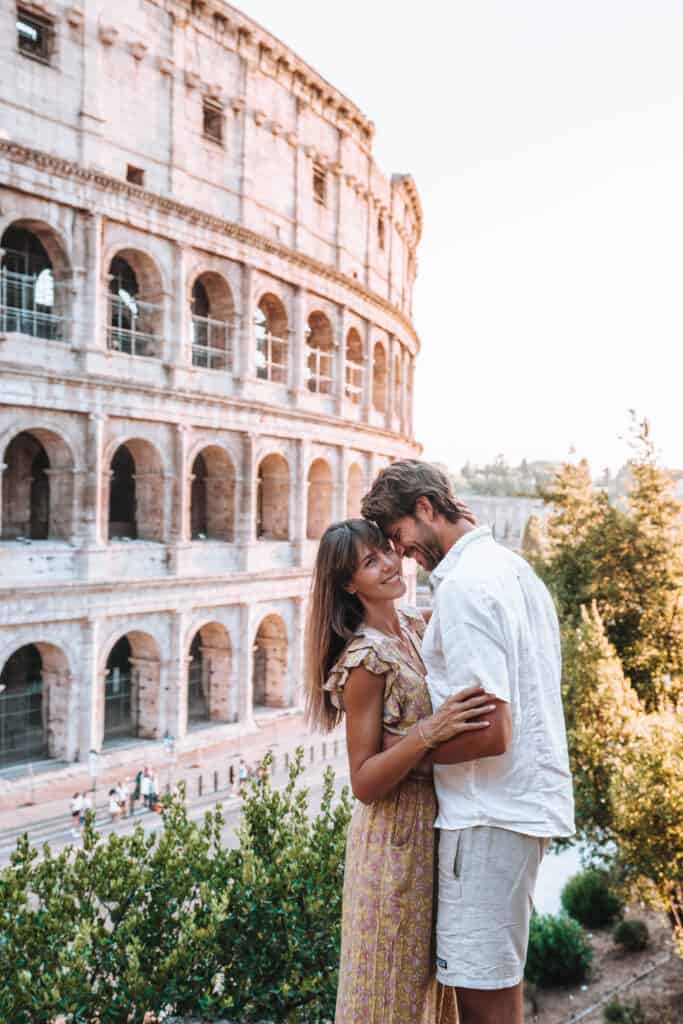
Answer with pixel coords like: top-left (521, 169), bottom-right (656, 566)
top-left (79, 791), bottom-right (91, 828)
top-left (149, 770), bottom-right (160, 810)
top-left (70, 792), bottom-right (82, 837)
top-left (238, 758), bottom-right (248, 794)
top-left (128, 775), bottom-right (137, 816)
top-left (141, 766), bottom-right (152, 810)
top-left (116, 780), bottom-right (128, 819)
top-left (108, 788), bottom-right (121, 823)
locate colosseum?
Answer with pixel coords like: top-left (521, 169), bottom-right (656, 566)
top-left (0, 0), bottom-right (421, 799)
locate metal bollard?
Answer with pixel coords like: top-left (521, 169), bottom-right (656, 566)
top-left (322, 741), bottom-right (327, 760)
top-left (198, 774), bottom-right (203, 797)
top-left (214, 770), bottom-right (219, 792)
top-left (310, 745), bottom-right (314, 763)
top-left (284, 751), bottom-right (289, 770)
top-left (333, 740), bottom-right (338, 758)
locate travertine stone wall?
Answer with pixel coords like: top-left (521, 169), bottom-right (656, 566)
top-left (0, 0), bottom-right (422, 778)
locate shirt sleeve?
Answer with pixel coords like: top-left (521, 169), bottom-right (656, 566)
top-left (432, 578), bottom-right (512, 706)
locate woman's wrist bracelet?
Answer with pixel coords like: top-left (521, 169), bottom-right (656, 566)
top-left (417, 720), bottom-right (437, 749)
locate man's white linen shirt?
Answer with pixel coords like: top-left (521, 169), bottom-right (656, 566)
top-left (423, 526), bottom-right (575, 838)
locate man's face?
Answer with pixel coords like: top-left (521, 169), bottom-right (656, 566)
top-left (386, 512), bottom-right (445, 572)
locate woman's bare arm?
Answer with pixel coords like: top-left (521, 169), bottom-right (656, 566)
top-left (344, 668), bottom-right (493, 804)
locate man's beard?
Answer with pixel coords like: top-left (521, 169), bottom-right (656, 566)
top-left (415, 524), bottom-right (444, 572)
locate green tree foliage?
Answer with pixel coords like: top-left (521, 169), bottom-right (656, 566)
top-left (524, 913), bottom-right (593, 987)
top-left (460, 455), bottom-right (559, 497)
top-left (534, 415), bottom-right (683, 708)
top-left (0, 750), bottom-right (352, 1024)
top-left (560, 868), bottom-right (624, 928)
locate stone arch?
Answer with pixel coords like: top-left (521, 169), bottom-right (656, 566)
top-left (344, 328), bottom-right (363, 404)
top-left (256, 453), bottom-right (290, 540)
top-left (254, 291), bottom-right (288, 383)
top-left (347, 462), bottom-right (364, 518)
top-left (102, 630), bottom-right (160, 745)
top-left (306, 310), bottom-right (334, 395)
top-left (187, 620), bottom-right (233, 727)
top-left (372, 342), bottom-right (388, 414)
top-left (107, 438), bottom-right (164, 542)
top-left (107, 248), bottom-right (164, 357)
top-left (1, 427), bottom-right (74, 540)
top-left (0, 641), bottom-right (71, 766)
top-left (252, 613), bottom-right (288, 709)
top-left (306, 458), bottom-right (333, 539)
top-left (1, 220), bottom-right (72, 339)
top-left (190, 270), bottom-right (235, 370)
top-left (190, 444), bottom-right (235, 541)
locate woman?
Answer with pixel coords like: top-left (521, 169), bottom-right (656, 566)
top-left (304, 519), bottom-right (496, 1023)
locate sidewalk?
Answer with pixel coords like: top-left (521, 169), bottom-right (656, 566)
top-left (0, 713), bottom-right (346, 832)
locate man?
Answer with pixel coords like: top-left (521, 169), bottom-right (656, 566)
top-left (362, 460), bottom-right (574, 1024)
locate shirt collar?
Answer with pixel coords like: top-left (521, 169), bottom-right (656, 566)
top-left (429, 525), bottom-right (493, 588)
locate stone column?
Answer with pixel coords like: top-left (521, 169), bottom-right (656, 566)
top-left (204, 644), bottom-right (233, 722)
top-left (44, 468), bottom-right (75, 540)
top-left (131, 656), bottom-right (161, 739)
top-left (289, 283), bottom-right (307, 404)
top-left (361, 320), bottom-right (373, 425)
top-left (0, 460), bottom-right (6, 537)
top-left (168, 6), bottom-right (189, 193)
top-left (234, 262), bottom-right (255, 390)
top-left (238, 432), bottom-right (257, 569)
top-left (293, 97), bottom-right (307, 250)
top-left (170, 243), bottom-right (190, 375)
top-left (78, 9), bottom-right (105, 167)
top-left (167, 610), bottom-right (190, 741)
top-left (236, 602), bottom-right (255, 725)
top-left (335, 305), bottom-right (348, 416)
top-left (338, 446), bottom-right (350, 522)
top-left (386, 333), bottom-right (397, 431)
top-left (79, 414), bottom-right (106, 574)
top-left (80, 213), bottom-right (105, 371)
top-left (294, 439), bottom-right (311, 562)
top-left (287, 595), bottom-right (305, 708)
top-left (79, 618), bottom-right (103, 756)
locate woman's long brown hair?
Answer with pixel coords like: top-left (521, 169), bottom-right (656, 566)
top-left (304, 518), bottom-right (389, 733)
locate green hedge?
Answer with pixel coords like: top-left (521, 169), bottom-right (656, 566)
top-left (525, 912), bottom-right (593, 987)
top-left (0, 749), bottom-right (352, 1024)
top-left (561, 868), bottom-right (624, 928)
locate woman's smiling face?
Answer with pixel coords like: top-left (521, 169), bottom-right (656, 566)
top-left (347, 540), bottom-right (406, 605)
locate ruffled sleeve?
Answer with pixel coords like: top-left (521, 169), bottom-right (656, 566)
top-left (323, 634), bottom-right (405, 733)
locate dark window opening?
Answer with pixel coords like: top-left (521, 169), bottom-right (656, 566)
top-left (377, 214), bottom-right (386, 251)
top-left (313, 162), bottom-right (327, 206)
top-left (203, 102), bottom-right (224, 144)
top-left (126, 165), bottom-right (145, 187)
top-left (17, 11), bottom-right (51, 62)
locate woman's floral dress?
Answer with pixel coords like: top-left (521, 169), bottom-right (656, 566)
top-left (324, 606), bottom-right (458, 1024)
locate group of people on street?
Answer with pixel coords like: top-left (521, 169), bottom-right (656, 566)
top-left (69, 765), bottom-right (161, 835)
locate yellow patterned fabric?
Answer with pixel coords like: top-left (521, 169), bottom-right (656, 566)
top-left (328, 607), bottom-right (458, 1024)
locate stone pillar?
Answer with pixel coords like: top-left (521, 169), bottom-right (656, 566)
top-left (288, 596), bottom-right (305, 709)
top-left (294, 439), bottom-right (311, 562)
top-left (204, 644), bottom-right (233, 722)
top-left (44, 468), bottom-right (75, 540)
top-left (338, 447), bottom-right (350, 522)
top-left (236, 602), bottom-right (255, 725)
top-left (78, 9), bottom-right (105, 167)
top-left (235, 262), bottom-right (255, 390)
top-left (0, 460), bottom-right (5, 537)
top-left (293, 98), bottom-right (307, 250)
top-left (131, 657), bottom-right (161, 740)
top-left (79, 618), bottom-right (103, 756)
top-left (44, 668), bottom-right (74, 761)
top-left (168, 6), bottom-right (189, 193)
top-left (361, 320), bottom-right (373, 425)
top-left (238, 432), bottom-right (257, 569)
top-left (167, 610), bottom-right (190, 741)
top-left (290, 283), bottom-right (307, 404)
top-left (170, 243), bottom-right (190, 374)
top-left (335, 305), bottom-right (348, 416)
top-left (80, 213), bottom-right (105, 370)
top-left (335, 129), bottom-right (347, 271)
top-left (386, 333), bottom-right (397, 431)
top-left (79, 413), bottom-right (106, 566)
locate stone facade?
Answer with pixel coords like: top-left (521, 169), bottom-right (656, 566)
top-left (0, 1), bottom-right (421, 782)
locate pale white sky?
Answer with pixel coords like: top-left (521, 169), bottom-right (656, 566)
top-left (237, 0), bottom-right (683, 473)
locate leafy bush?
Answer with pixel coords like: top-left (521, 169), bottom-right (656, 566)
top-left (561, 868), bottom-right (624, 928)
top-left (613, 918), bottom-right (649, 952)
top-left (524, 912), bottom-right (593, 987)
top-left (603, 996), bottom-right (646, 1024)
top-left (0, 749), bottom-right (352, 1024)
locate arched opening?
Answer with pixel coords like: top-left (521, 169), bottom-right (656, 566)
top-left (256, 454), bottom-right (290, 540)
top-left (253, 614), bottom-right (287, 709)
top-left (107, 250), bottom-right (163, 358)
top-left (344, 328), bottom-right (363, 404)
top-left (372, 342), bottom-right (387, 414)
top-left (187, 621), bottom-right (233, 728)
top-left (1, 428), bottom-right (74, 540)
top-left (306, 459), bottom-right (333, 539)
top-left (103, 631), bottom-right (160, 744)
top-left (0, 223), bottom-right (70, 341)
top-left (190, 446), bottom-right (235, 542)
top-left (0, 642), bottom-right (71, 766)
top-left (305, 311), bottom-right (334, 395)
top-left (254, 293), bottom-right (288, 384)
top-left (108, 440), bottom-right (164, 542)
top-left (191, 272), bottom-right (234, 370)
top-left (347, 463), bottom-right (364, 518)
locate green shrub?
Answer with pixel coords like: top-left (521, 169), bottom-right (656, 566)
top-left (613, 918), bottom-right (650, 952)
top-left (561, 868), bottom-right (624, 928)
top-left (0, 749), bottom-right (352, 1024)
top-left (524, 912), bottom-right (593, 987)
top-left (603, 996), bottom-right (646, 1024)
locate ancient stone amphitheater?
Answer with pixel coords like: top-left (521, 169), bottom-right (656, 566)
top-left (0, 0), bottom-right (421, 789)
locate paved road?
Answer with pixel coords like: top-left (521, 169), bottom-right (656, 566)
top-left (0, 753), bottom-right (352, 867)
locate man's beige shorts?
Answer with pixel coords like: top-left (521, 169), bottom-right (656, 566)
top-left (435, 825), bottom-right (547, 990)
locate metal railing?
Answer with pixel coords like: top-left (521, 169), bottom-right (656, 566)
top-left (0, 268), bottom-right (70, 342)
top-left (107, 293), bottom-right (161, 358)
top-left (191, 314), bottom-right (233, 371)
top-left (255, 330), bottom-right (288, 383)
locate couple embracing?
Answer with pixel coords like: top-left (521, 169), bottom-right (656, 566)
top-left (304, 461), bottom-right (575, 1024)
